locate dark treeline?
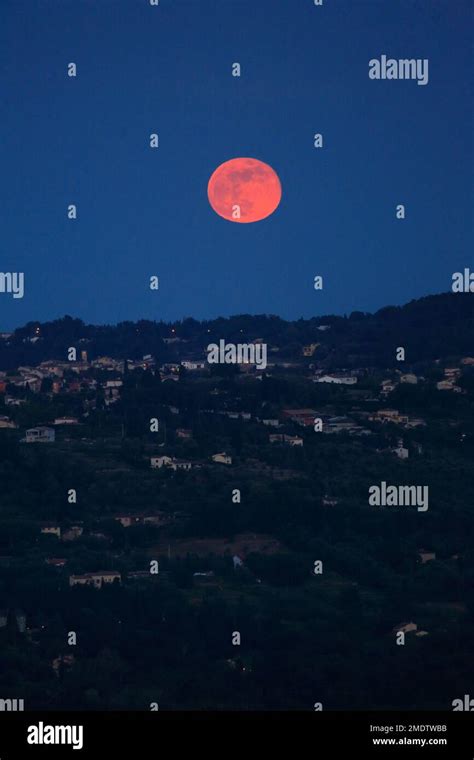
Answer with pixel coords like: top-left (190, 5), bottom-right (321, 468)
top-left (1, 292), bottom-right (473, 370)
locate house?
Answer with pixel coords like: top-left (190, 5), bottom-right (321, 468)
top-left (4, 396), bottom-right (26, 407)
top-left (233, 555), bottom-right (244, 569)
top-left (315, 374), bottom-right (357, 385)
top-left (400, 373), bottom-right (418, 384)
top-left (62, 525), bottom-right (83, 541)
top-left (392, 621), bottom-right (417, 634)
top-left (45, 558), bottom-right (67, 567)
top-left (261, 418), bottom-right (279, 427)
top-left (212, 452), bottom-right (232, 465)
top-left (143, 513), bottom-right (174, 526)
top-left (405, 417), bottom-right (426, 428)
top-left (0, 416), bottom-right (17, 429)
top-left (114, 512), bottom-right (171, 528)
top-left (38, 360), bottom-right (68, 377)
top-left (40, 524), bottom-right (61, 539)
top-left (437, 380), bottom-right (457, 391)
top-left (181, 361), bottom-right (206, 370)
top-left (269, 434), bottom-right (303, 447)
top-left (269, 433), bottom-right (284, 444)
top-left (176, 428), bottom-right (192, 439)
top-left (418, 550), bottom-right (436, 564)
top-left (69, 571), bottom-right (121, 589)
top-left (53, 417), bottom-right (79, 425)
top-left (21, 376), bottom-right (42, 393)
top-left (302, 343), bottom-right (319, 357)
top-left (281, 409), bottom-right (317, 427)
top-left (369, 409), bottom-right (409, 425)
top-left (23, 426), bottom-right (55, 443)
top-left (150, 455), bottom-right (192, 471)
top-left (324, 416), bottom-right (360, 434)
top-left (91, 356), bottom-right (122, 370)
top-left (381, 379), bottom-right (397, 395)
top-left (392, 443), bottom-right (409, 459)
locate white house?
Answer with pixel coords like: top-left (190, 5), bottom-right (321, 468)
top-left (437, 380), bottom-right (455, 391)
top-left (315, 374), bottom-right (357, 385)
top-left (23, 427), bottom-right (55, 443)
top-left (392, 443), bottom-right (409, 459)
top-left (40, 524), bottom-right (61, 539)
top-left (5, 397), bottom-right (26, 407)
top-left (381, 379), bottom-right (397, 395)
top-left (181, 361), bottom-right (206, 370)
top-left (212, 452), bottom-right (232, 465)
top-left (262, 418), bottom-right (280, 427)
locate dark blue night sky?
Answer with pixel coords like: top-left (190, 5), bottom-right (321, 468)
top-left (2, 0), bottom-right (472, 329)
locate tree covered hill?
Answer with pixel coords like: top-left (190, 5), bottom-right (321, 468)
top-left (0, 292), bottom-right (472, 370)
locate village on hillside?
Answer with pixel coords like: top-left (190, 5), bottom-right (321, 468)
top-left (0, 305), bottom-right (474, 710)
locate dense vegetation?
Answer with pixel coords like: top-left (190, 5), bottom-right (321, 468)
top-left (0, 292), bottom-right (473, 710)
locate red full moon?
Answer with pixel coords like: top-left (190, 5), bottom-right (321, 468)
top-left (207, 157), bottom-right (282, 223)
